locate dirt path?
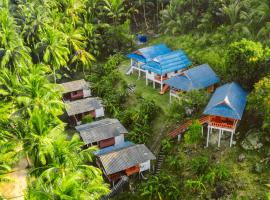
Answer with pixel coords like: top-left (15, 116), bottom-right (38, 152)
top-left (0, 159), bottom-right (28, 200)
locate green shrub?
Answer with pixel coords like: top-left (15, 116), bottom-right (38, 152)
top-left (191, 155), bottom-right (210, 175)
top-left (185, 120), bottom-right (203, 145)
top-left (82, 115), bottom-right (93, 124)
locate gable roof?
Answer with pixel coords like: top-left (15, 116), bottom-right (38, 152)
top-left (142, 50), bottom-right (191, 75)
top-left (203, 82), bottom-right (248, 120)
top-left (75, 118), bottom-right (128, 144)
top-left (164, 64), bottom-right (220, 91)
top-left (65, 97), bottom-right (103, 116)
top-left (97, 143), bottom-right (156, 175)
top-left (60, 79), bottom-right (89, 93)
top-left (127, 44), bottom-right (172, 63)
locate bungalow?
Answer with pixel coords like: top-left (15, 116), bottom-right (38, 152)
top-left (164, 64), bottom-right (220, 102)
top-left (142, 50), bottom-right (191, 92)
top-left (203, 82), bottom-right (247, 147)
top-left (65, 97), bottom-right (104, 126)
top-left (75, 118), bottom-right (128, 149)
top-left (126, 44), bottom-right (171, 77)
top-left (95, 142), bottom-right (156, 183)
top-left (61, 79), bottom-right (91, 101)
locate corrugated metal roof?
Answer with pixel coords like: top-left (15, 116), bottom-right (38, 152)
top-left (203, 82), bottom-right (247, 120)
top-left (142, 50), bottom-right (191, 75)
top-left (127, 44), bottom-right (171, 63)
top-left (65, 97), bottom-right (103, 116)
top-left (94, 141), bottom-right (134, 156)
top-left (97, 144), bottom-right (156, 175)
top-left (164, 64), bottom-right (220, 91)
top-left (75, 118), bottom-right (128, 144)
top-left (60, 79), bottom-right (89, 93)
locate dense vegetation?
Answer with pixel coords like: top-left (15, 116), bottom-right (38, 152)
top-left (1, 0), bottom-right (270, 199)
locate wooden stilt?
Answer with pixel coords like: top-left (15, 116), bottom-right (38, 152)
top-left (230, 130), bottom-right (234, 147)
top-left (160, 76), bottom-right (163, 92)
top-left (201, 126), bottom-right (204, 136)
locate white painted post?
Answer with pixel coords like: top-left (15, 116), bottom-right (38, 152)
top-left (230, 130), bottom-right (234, 147)
top-left (160, 76), bottom-right (163, 92)
top-left (218, 129), bottom-right (222, 147)
top-left (169, 90), bottom-right (172, 103)
top-left (146, 72), bottom-right (148, 86)
top-left (206, 126), bottom-right (210, 147)
top-left (138, 69), bottom-right (141, 79)
top-left (201, 126), bottom-right (204, 136)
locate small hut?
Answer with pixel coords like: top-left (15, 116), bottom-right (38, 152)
top-left (65, 97), bottom-right (104, 125)
top-left (76, 118), bottom-right (128, 149)
top-left (61, 79), bottom-right (91, 101)
top-left (164, 64), bottom-right (220, 102)
top-left (142, 50), bottom-right (191, 92)
top-left (203, 82), bottom-right (247, 147)
top-left (126, 44), bottom-right (171, 77)
top-left (95, 142), bottom-right (156, 183)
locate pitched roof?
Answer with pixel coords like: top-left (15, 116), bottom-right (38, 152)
top-left (97, 143), bottom-right (156, 175)
top-left (65, 97), bottom-right (103, 116)
top-left (94, 141), bottom-right (135, 156)
top-left (203, 82), bottom-right (248, 120)
top-left (60, 79), bottom-right (89, 93)
top-left (75, 118), bottom-right (128, 144)
top-left (142, 50), bottom-right (191, 75)
top-left (164, 64), bottom-right (220, 91)
top-left (127, 44), bottom-right (172, 63)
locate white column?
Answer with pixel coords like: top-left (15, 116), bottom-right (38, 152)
top-left (206, 126), bottom-right (210, 147)
top-left (218, 129), bottom-right (222, 147)
top-left (153, 75), bottom-right (155, 88)
top-left (160, 76), bottom-right (163, 91)
top-left (201, 126), bottom-right (204, 136)
top-left (230, 130), bottom-right (234, 147)
top-left (138, 69), bottom-right (141, 78)
top-left (169, 90), bottom-right (172, 103)
top-left (146, 74), bottom-right (148, 86)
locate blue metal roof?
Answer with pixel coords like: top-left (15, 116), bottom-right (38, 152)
top-left (94, 141), bottom-right (134, 156)
top-left (142, 50), bottom-right (191, 75)
top-left (164, 64), bottom-right (220, 91)
top-left (203, 82), bottom-right (248, 120)
top-left (127, 44), bottom-right (171, 63)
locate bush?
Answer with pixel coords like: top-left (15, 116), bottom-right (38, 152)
top-left (82, 115), bottom-right (93, 124)
top-left (185, 120), bottom-right (203, 145)
top-left (191, 154), bottom-right (210, 175)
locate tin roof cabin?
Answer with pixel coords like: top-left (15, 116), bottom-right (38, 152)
top-left (203, 82), bottom-right (247, 147)
top-left (126, 44), bottom-right (171, 77)
top-left (61, 79), bottom-right (91, 101)
top-left (142, 50), bottom-right (191, 93)
top-left (65, 97), bottom-right (104, 126)
top-left (76, 118), bottom-right (128, 149)
top-left (95, 142), bottom-right (156, 183)
top-left (164, 64), bottom-right (220, 102)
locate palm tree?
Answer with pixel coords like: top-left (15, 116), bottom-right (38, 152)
top-left (103, 0), bottom-right (125, 25)
top-left (36, 25), bottom-right (70, 82)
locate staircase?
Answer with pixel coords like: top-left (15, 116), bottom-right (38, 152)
top-left (168, 116), bottom-right (210, 138)
top-left (126, 65), bottom-right (133, 75)
top-left (159, 84), bottom-right (169, 95)
top-left (101, 176), bottom-right (129, 200)
top-left (153, 149), bottom-right (165, 175)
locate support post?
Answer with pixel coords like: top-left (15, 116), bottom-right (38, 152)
top-left (201, 126), bottom-right (204, 136)
top-left (160, 76), bottom-right (163, 92)
top-left (146, 74), bottom-right (148, 86)
top-left (206, 126), bottom-right (210, 147)
top-left (169, 90), bottom-right (172, 103)
top-left (218, 129), bottom-right (222, 147)
top-left (230, 130), bottom-right (234, 147)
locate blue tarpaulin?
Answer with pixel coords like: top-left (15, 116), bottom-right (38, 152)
top-left (164, 64), bottom-right (220, 91)
top-left (127, 44), bottom-right (172, 63)
top-left (142, 50), bottom-right (191, 75)
top-left (203, 82), bottom-right (248, 120)
top-left (94, 141), bottom-right (134, 156)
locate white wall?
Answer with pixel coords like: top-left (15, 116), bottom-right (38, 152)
top-left (146, 71), bottom-right (155, 81)
top-left (114, 134), bottom-right (124, 145)
top-left (95, 107), bottom-right (105, 118)
top-left (139, 160), bottom-right (151, 172)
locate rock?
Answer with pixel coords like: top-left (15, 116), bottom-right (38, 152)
top-left (238, 153), bottom-right (245, 162)
top-left (241, 131), bottom-right (263, 150)
top-left (251, 163), bottom-right (263, 174)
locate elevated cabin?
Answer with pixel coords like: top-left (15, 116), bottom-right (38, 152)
top-left (76, 118), bottom-right (128, 149)
top-left (164, 64), bottom-right (220, 102)
top-left (95, 142), bottom-right (156, 183)
top-left (126, 44), bottom-right (171, 77)
top-left (142, 50), bottom-right (191, 92)
top-left (61, 79), bottom-right (91, 101)
top-left (203, 82), bottom-right (247, 147)
top-left (65, 97), bottom-right (104, 126)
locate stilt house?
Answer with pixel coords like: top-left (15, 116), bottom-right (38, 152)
top-left (76, 118), bottom-right (128, 149)
top-left (65, 97), bottom-right (104, 125)
top-left (60, 79), bottom-right (91, 101)
top-left (126, 44), bottom-right (171, 77)
top-left (95, 142), bottom-right (156, 183)
top-left (164, 64), bottom-right (220, 102)
top-left (203, 82), bottom-right (247, 147)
